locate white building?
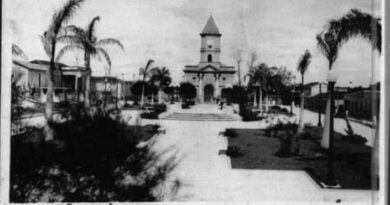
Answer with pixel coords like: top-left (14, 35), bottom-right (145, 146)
top-left (183, 15), bottom-right (236, 103)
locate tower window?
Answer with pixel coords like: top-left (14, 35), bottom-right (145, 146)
top-left (207, 54), bottom-right (212, 62)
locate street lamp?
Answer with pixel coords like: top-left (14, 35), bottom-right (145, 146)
top-left (317, 82), bottom-right (323, 127)
top-left (253, 82), bottom-right (260, 107)
top-left (325, 69), bottom-right (339, 186)
top-left (104, 77), bottom-right (108, 108)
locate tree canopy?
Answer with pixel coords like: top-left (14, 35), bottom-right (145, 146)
top-left (179, 82), bottom-right (197, 99)
top-left (131, 81), bottom-right (158, 97)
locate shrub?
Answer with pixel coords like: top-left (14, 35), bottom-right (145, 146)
top-left (346, 134), bottom-right (368, 144)
top-left (153, 104), bottom-right (167, 114)
top-left (141, 112), bottom-right (158, 119)
top-left (226, 146), bottom-right (245, 158)
top-left (10, 110), bottom-right (178, 202)
top-left (280, 108), bottom-right (289, 113)
top-left (224, 129), bottom-right (237, 138)
top-left (239, 105), bottom-right (259, 121)
top-left (181, 103), bottom-right (190, 109)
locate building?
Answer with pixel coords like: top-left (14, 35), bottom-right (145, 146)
top-left (303, 82), bottom-right (328, 97)
top-left (12, 60), bottom-right (88, 103)
top-left (344, 89), bottom-right (380, 119)
top-left (90, 76), bottom-right (133, 103)
top-left (183, 15), bottom-right (235, 103)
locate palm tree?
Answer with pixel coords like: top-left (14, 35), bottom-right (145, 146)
top-left (320, 8), bottom-right (382, 188)
top-left (40, 0), bottom-right (85, 141)
top-left (296, 50), bottom-right (312, 132)
top-left (149, 67), bottom-right (172, 104)
top-left (56, 16), bottom-right (124, 108)
top-left (12, 44), bottom-right (28, 60)
top-left (139, 59), bottom-right (154, 106)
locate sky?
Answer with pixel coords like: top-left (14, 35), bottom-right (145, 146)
top-left (6, 0), bottom-right (382, 87)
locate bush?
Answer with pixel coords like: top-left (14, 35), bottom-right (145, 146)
top-left (239, 105), bottom-right (259, 121)
top-left (141, 112), bottom-right (158, 119)
top-left (153, 104), bottom-right (167, 114)
top-left (224, 129), bottom-right (237, 138)
top-left (140, 104), bottom-right (167, 119)
top-left (346, 134), bottom-right (368, 144)
top-left (181, 103), bottom-right (190, 109)
top-left (226, 146), bottom-right (245, 158)
top-left (280, 108), bottom-right (289, 113)
top-left (10, 109), bottom-right (178, 202)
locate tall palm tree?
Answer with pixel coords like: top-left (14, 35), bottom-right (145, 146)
top-left (41, 0), bottom-right (85, 141)
top-left (12, 44), bottom-right (28, 60)
top-left (56, 16), bottom-right (124, 108)
top-left (320, 8), bottom-right (382, 189)
top-left (296, 50), bottom-right (312, 132)
top-left (149, 67), bottom-right (172, 104)
top-left (139, 59), bottom-right (154, 106)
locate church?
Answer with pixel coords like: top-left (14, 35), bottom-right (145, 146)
top-left (183, 15), bottom-right (236, 103)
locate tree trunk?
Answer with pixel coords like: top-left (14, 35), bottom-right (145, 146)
top-left (141, 77), bottom-right (145, 106)
top-left (253, 89), bottom-right (257, 107)
top-left (84, 52), bottom-right (91, 108)
top-left (158, 88), bottom-right (162, 104)
top-left (44, 41), bottom-right (56, 141)
top-left (151, 92), bottom-right (154, 105)
top-left (258, 87), bottom-right (262, 112)
top-left (265, 94), bottom-right (269, 113)
top-left (298, 75), bottom-right (305, 133)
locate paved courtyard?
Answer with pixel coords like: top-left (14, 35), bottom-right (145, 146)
top-left (141, 103), bottom-right (377, 203)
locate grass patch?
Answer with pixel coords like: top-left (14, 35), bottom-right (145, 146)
top-left (227, 127), bottom-right (373, 189)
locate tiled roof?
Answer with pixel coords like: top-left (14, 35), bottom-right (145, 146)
top-left (201, 15), bottom-right (220, 35)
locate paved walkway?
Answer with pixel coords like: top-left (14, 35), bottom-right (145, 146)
top-left (140, 103), bottom-right (377, 203)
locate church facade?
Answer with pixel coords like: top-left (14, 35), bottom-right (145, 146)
top-left (183, 15), bottom-right (236, 103)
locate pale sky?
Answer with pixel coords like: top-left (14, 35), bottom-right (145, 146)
top-left (6, 0), bottom-right (382, 87)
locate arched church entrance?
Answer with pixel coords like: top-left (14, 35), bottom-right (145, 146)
top-left (204, 84), bottom-right (214, 103)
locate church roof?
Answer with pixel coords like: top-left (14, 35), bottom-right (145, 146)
top-left (201, 15), bottom-right (221, 35)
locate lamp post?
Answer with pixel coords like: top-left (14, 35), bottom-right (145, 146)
top-left (104, 77), bottom-right (108, 108)
top-left (317, 83), bottom-right (322, 127)
top-left (253, 82), bottom-right (260, 107)
top-left (325, 70), bottom-right (339, 186)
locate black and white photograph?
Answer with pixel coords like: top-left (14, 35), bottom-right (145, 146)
top-left (1, 0), bottom-right (386, 204)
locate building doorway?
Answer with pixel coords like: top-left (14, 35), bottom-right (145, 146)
top-left (204, 84), bottom-right (214, 102)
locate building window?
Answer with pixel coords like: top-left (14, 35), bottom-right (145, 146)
top-left (208, 45), bottom-right (212, 48)
top-left (193, 77), bottom-right (196, 80)
top-left (207, 54), bottom-right (212, 62)
top-left (222, 77), bottom-right (226, 80)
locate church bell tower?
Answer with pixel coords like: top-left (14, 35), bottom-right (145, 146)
top-left (199, 15), bottom-right (221, 69)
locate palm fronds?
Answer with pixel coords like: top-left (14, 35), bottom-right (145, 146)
top-left (55, 44), bottom-right (84, 62)
top-left (57, 35), bottom-right (82, 45)
top-left (86, 16), bottom-right (100, 40)
top-left (316, 32), bottom-right (339, 69)
top-left (12, 44), bottom-right (28, 60)
top-left (327, 8), bottom-right (381, 52)
top-left (49, 0), bottom-right (85, 36)
top-left (63, 25), bottom-right (85, 36)
top-left (96, 47), bottom-right (112, 68)
top-left (96, 38), bottom-right (125, 50)
top-left (297, 50), bottom-right (311, 75)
